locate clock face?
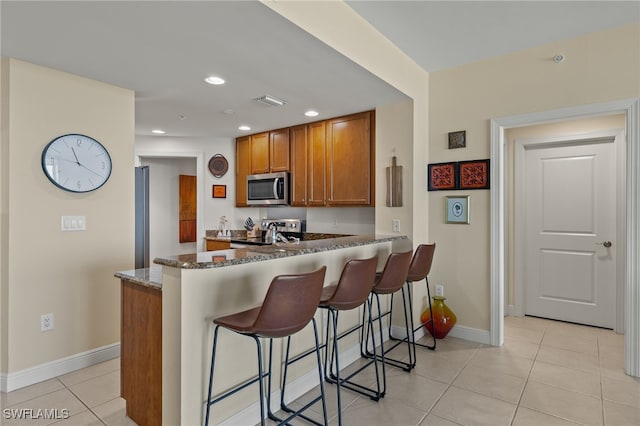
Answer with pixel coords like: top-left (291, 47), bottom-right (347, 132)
top-left (41, 134), bottom-right (112, 193)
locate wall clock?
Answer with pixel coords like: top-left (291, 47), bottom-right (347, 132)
top-left (41, 134), bottom-right (112, 193)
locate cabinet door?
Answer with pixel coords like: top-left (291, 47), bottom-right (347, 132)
top-left (179, 175), bottom-right (197, 242)
top-left (307, 121), bottom-right (327, 206)
top-left (269, 128), bottom-right (290, 172)
top-left (326, 111), bottom-right (372, 206)
top-left (250, 132), bottom-right (270, 174)
top-left (290, 125), bottom-right (308, 206)
top-left (235, 136), bottom-right (251, 207)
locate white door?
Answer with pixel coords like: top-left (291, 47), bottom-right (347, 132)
top-left (521, 137), bottom-right (616, 328)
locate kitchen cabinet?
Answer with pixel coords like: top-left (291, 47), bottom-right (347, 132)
top-left (235, 136), bottom-right (250, 207)
top-left (179, 175), bottom-right (197, 242)
top-left (291, 121), bottom-right (327, 206)
top-left (249, 129), bottom-right (289, 175)
top-left (249, 132), bottom-right (269, 174)
top-left (237, 111), bottom-right (373, 207)
top-left (269, 128), bottom-right (290, 172)
top-left (121, 279), bottom-right (162, 426)
top-left (205, 239), bottom-right (231, 251)
top-left (326, 111), bottom-right (374, 206)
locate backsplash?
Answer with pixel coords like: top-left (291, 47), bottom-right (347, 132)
top-left (256, 207), bottom-right (374, 234)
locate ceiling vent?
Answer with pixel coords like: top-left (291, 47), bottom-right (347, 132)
top-left (253, 94), bottom-right (286, 107)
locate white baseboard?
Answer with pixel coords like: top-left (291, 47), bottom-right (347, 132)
top-left (506, 304), bottom-right (524, 317)
top-left (0, 343), bottom-right (120, 392)
top-left (394, 322), bottom-right (491, 346)
top-left (448, 325), bottom-right (492, 345)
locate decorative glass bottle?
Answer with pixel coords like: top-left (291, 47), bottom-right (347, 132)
top-left (420, 296), bottom-right (457, 339)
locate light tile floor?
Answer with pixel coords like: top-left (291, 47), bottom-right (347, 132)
top-left (1, 316), bottom-right (639, 425)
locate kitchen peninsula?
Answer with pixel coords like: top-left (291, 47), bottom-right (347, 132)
top-left (116, 233), bottom-right (410, 426)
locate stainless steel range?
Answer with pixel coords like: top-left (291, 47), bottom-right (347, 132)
top-left (260, 218), bottom-right (306, 243)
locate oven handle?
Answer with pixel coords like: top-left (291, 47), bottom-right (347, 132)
top-left (273, 178), bottom-right (279, 199)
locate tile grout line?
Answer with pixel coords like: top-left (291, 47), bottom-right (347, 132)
top-left (55, 378), bottom-right (107, 426)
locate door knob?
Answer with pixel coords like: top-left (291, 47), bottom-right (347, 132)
top-left (597, 241), bottom-right (612, 248)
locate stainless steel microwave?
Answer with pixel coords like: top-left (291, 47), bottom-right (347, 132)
top-left (247, 172), bottom-right (289, 206)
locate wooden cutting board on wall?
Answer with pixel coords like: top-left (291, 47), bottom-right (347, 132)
top-left (179, 175), bottom-right (197, 243)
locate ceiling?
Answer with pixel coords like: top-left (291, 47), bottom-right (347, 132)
top-left (1, 1), bottom-right (638, 140)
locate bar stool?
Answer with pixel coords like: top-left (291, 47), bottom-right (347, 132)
top-left (319, 256), bottom-right (380, 426)
top-left (403, 243), bottom-right (437, 351)
top-left (204, 266), bottom-right (328, 426)
top-left (361, 250), bottom-right (414, 376)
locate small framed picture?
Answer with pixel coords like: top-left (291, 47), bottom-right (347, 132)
top-left (446, 195), bottom-right (470, 224)
top-left (448, 130), bottom-right (466, 149)
top-left (459, 159), bottom-right (490, 190)
top-left (212, 184), bottom-right (227, 198)
top-left (428, 162), bottom-right (458, 191)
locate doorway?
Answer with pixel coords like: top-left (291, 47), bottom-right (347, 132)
top-left (489, 98), bottom-right (640, 377)
top-left (135, 152), bottom-right (204, 262)
top-left (515, 131), bottom-right (622, 329)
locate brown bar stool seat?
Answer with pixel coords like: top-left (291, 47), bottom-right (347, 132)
top-left (361, 250), bottom-right (414, 376)
top-left (318, 256), bottom-right (380, 426)
top-left (204, 266), bottom-right (328, 426)
top-left (402, 243), bottom-right (437, 351)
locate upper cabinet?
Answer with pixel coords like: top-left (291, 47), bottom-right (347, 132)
top-left (237, 110), bottom-right (374, 207)
top-left (249, 132), bottom-right (269, 174)
top-left (326, 111), bottom-right (373, 206)
top-left (291, 121), bottom-right (327, 207)
top-left (269, 128), bottom-right (290, 172)
top-left (249, 129), bottom-right (290, 175)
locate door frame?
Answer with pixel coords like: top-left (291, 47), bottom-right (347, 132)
top-left (135, 151), bottom-right (205, 252)
top-left (490, 98), bottom-right (640, 377)
top-left (513, 130), bottom-right (625, 331)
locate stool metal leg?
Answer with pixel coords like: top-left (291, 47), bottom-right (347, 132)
top-left (362, 286), bottom-right (416, 371)
top-left (204, 328), bottom-right (267, 426)
top-left (407, 278), bottom-right (436, 350)
top-left (275, 318), bottom-right (328, 426)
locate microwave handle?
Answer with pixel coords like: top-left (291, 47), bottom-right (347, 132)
top-left (273, 178), bottom-right (279, 199)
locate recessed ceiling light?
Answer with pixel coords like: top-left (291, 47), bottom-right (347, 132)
top-left (305, 110), bottom-right (319, 117)
top-left (238, 125), bottom-right (251, 131)
top-left (205, 76), bottom-right (225, 85)
top-left (151, 129), bottom-right (166, 134)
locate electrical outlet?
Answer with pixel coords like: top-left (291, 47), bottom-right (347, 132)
top-left (392, 219), bottom-right (400, 233)
top-left (435, 285), bottom-right (444, 297)
top-left (41, 313), bottom-right (54, 332)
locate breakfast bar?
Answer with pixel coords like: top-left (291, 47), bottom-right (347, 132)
top-left (116, 234), bottom-right (411, 426)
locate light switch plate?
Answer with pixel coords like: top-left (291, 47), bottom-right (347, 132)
top-left (61, 216), bottom-right (86, 231)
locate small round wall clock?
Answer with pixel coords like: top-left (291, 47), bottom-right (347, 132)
top-left (41, 134), bottom-right (112, 193)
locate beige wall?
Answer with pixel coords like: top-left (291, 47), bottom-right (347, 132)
top-left (1, 59), bottom-right (134, 375)
top-left (375, 99), bottom-right (414, 237)
top-left (428, 23), bottom-right (640, 330)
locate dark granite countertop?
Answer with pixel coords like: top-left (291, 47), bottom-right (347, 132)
top-left (157, 234), bottom-right (407, 269)
top-left (114, 267), bottom-right (163, 290)
top-left (115, 234), bottom-right (408, 289)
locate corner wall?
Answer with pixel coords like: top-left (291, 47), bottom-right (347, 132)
top-left (428, 23), bottom-right (640, 331)
top-left (1, 59), bottom-right (134, 386)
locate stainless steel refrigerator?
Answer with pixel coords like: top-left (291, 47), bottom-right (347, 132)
top-left (134, 166), bottom-right (150, 269)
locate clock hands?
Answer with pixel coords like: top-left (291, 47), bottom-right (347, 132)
top-left (67, 147), bottom-right (105, 178)
top-left (71, 147), bottom-right (81, 166)
top-left (78, 163), bottom-right (105, 179)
